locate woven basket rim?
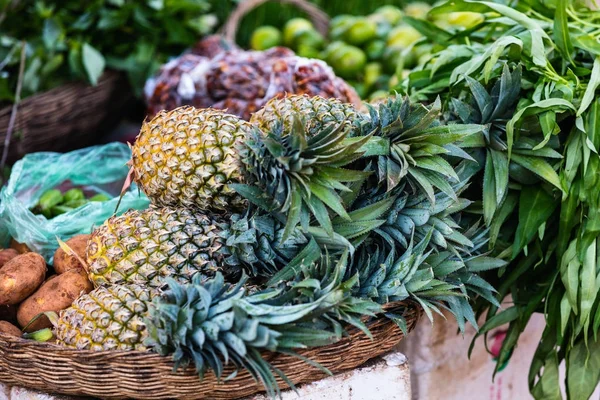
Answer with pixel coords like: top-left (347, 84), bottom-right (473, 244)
top-left (0, 300), bottom-right (420, 399)
top-left (0, 300), bottom-right (416, 356)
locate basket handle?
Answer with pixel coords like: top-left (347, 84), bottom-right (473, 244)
top-left (220, 0), bottom-right (329, 43)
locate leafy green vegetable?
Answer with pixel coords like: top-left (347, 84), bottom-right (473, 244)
top-left (0, 0), bottom-right (218, 100)
top-left (397, 0), bottom-right (600, 397)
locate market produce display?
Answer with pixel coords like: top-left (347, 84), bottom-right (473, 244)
top-left (0, 92), bottom-right (502, 396)
top-left (247, 5), bottom-right (484, 100)
top-left (396, 0), bottom-right (600, 398)
top-left (144, 35), bottom-right (360, 120)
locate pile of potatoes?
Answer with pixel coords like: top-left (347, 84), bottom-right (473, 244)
top-left (0, 235), bottom-right (92, 339)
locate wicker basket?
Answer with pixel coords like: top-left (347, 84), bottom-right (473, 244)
top-left (0, 71), bottom-right (132, 163)
top-left (0, 302), bottom-right (420, 399)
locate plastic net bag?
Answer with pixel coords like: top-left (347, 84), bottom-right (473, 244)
top-left (0, 143), bottom-right (149, 262)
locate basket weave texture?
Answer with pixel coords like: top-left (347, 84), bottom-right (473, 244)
top-left (0, 303), bottom-right (419, 399)
top-left (0, 71), bottom-right (131, 163)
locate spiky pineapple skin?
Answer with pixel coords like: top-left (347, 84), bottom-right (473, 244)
top-left (55, 285), bottom-right (152, 351)
top-left (250, 95), bottom-right (357, 137)
top-left (132, 106), bottom-right (253, 211)
top-left (87, 207), bottom-right (226, 288)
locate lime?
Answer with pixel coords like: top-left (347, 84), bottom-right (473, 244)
top-left (328, 45), bottom-right (367, 79)
top-left (296, 29), bottom-right (325, 49)
top-left (344, 17), bottom-right (378, 46)
top-left (250, 26), bottom-right (282, 50)
top-left (364, 62), bottom-right (383, 88)
top-left (283, 18), bottom-right (314, 47)
top-left (374, 5), bottom-right (403, 25)
top-left (322, 41), bottom-right (347, 59)
top-left (365, 40), bottom-right (386, 60)
top-left (329, 15), bottom-right (356, 40)
top-left (387, 25), bottom-right (422, 48)
top-left (404, 2), bottom-right (431, 20)
top-left (297, 43), bottom-right (321, 59)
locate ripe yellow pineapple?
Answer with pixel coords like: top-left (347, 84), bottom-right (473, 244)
top-left (86, 206), bottom-right (307, 288)
top-left (55, 284), bottom-right (153, 351)
top-left (131, 106), bottom-right (252, 211)
top-left (250, 94), bottom-right (358, 137)
top-left (130, 101), bottom-right (370, 236)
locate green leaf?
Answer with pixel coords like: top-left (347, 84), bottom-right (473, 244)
top-left (511, 153), bottom-right (562, 191)
top-left (490, 149), bottom-right (508, 205)
top-left (553, 0), bottom-right (574, 64)
top-left (483, 153), bottom-right (497, 226)
top-left (531, 353), bottom-right (562, 400)
top-left (404, 16), bottom-right (452, 44)
top-left (506, 99), bottom-right (576, 157)
top-left (466, 257), bottom-right (508, 272)
top-left (43, 19), bottom-right (61, 50)
top-left (578, 57), bottom-right (600, 117)
top-left (82, 43), bottom-right (106, 85)
top-left (308, 183), bottom-right (351, 221)
top-left (266, 239), bottom-right (321, 286)
top-left (567, 339), bottom-right (600, 400)
top-left (513, 186), bottom-right (558, 258)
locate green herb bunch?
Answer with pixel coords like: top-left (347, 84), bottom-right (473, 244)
top-left (0, 0), bottom-right (217, 102)
top-left (396, 0), bottom-right (600, 398)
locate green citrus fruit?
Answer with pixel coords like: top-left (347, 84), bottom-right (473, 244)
top-left (283, 18), bottom-right (314, 47)
top-left (403, 2), bottom-right (431, 20)
top-left (344, 17), bottom-right (378, 46)
top-left (364, 62), bottom-right (383, 88)
top-left (374, 5), bottom-right (403, 25)
top-left (296, 29), bottom-right (325, 49)
top-left (297, 43), bottom-right (321, 59)
top-left (387, 25), bottom-right (422, 48)
top-left (365, 39), bottom-right (386, 60)
top-left (327, 45), bottom-right (367, 79)
top-left (250, 26), bottom-right (282, 50)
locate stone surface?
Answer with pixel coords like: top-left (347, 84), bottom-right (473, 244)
top-left (250, 352), bottom-right (411, 400)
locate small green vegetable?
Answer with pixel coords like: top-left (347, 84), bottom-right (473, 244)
top-left (38, 189), bottom-right (63, 210)
top-left (89, 194), bottom-right (110, 202)
top-left (63, 188), bottom-right (85, 203)
top-left (50, 205), bottom-right (74, 217)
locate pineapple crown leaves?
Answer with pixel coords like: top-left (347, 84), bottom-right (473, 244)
top-left (145, 261), bottom-right (381, 398)
top-left (360, 95), bottom-right (484, 204)
top-left (233, 115), bottom-right (373, 239)
top-left (218, 212), bottom-right (308, 280)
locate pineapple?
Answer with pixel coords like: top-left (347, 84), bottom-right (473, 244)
top-left (131, 103), bottom-right (371, 236)
top-left (250, 94), bottom-right (358, 137)
top-left (131, 106), bottom-right (253, 211)
top-left (55, 284), bottom-right (153, 351)
top-left (86, 206), bottom-right (307, 288)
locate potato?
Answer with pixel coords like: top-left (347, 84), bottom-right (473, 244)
top-left (0, 305), bottom-right (17, 324)
top-left (53, 234), bottom-right (90, 274)
top-left (0, 249), bottom-right (19, 268)
top-left (0, 321), bottom-right (21, 337)
top-left (0, 253), bottom-right (46, 306)
top-left (10, 239), bottom-right (31, 254)
top-left (17, 270), bottom-right (93, 332)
